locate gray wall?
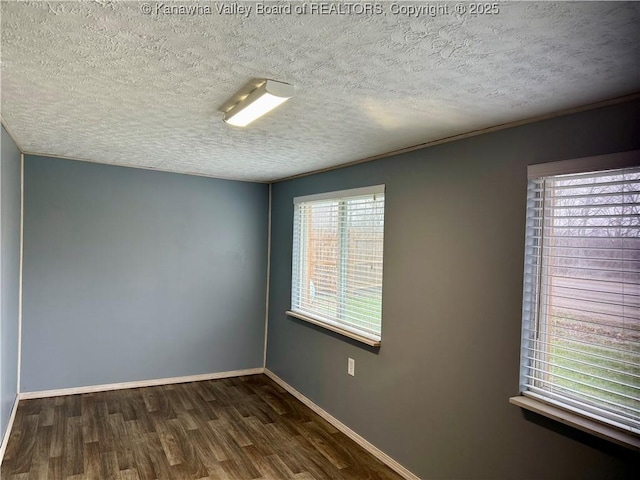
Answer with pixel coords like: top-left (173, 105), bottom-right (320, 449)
top-left (267, 100), bottom-right (640, 479)
top-left (22, 155), bottom-right (268, 391)
top-left (1, 126), bottom-right (21, 440)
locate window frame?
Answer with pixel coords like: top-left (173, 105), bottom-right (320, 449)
top-left (286, 185), bottom-right (385, 347)
top-left (511, 150), bottom-right (640, 451)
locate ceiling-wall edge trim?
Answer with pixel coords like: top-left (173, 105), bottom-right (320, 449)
top-left (0, 117), bottom-right (25, 153)
top-left (272, 92), bottom-right (640, 183)
top-left (19, 151), bottom-right (270, 184)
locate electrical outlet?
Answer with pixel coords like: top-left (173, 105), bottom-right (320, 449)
top-left (348, 357), bottom-right (355, 376)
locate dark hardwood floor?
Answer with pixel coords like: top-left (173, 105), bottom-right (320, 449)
top-left (1, 374), bottom-right (404, 480)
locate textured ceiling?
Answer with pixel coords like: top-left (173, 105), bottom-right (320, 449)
top-left (1, 1), bottom-right (639, 182)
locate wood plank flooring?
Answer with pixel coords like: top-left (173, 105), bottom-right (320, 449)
top-left (1, 374), bottom-right (404, 480)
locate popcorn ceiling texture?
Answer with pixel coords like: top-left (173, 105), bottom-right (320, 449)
top-left (1, 1), bottom-right (639, 181)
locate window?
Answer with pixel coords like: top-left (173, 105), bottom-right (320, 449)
top-left (519, 153), bottom-right (639, 440)
top-left (288, 185), bottom-right (385, 346)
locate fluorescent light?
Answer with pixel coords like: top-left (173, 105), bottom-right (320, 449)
top-left (223, 80), bottom-right (294, 127)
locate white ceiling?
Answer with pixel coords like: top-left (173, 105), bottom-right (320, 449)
top-left (1, 1), bottom-right (638, 182)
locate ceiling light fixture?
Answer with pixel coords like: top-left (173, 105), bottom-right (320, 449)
top-left (223, 80), bottom-right (294, 127)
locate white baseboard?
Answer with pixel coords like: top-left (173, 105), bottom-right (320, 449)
top-left (0, 394), bottom-right (20, 465)
top-left (263, 368), bottom-right (421, 480)
top-left (19, 368), bottom-right (265, 400)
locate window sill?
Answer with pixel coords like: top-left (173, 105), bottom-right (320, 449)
top-left (285, 310), bottom-right (381, 347)
top-left (509, 395), bottom-right (640, 452)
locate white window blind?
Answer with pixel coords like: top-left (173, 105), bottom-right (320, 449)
top-left (521, 164), bottom-right (640, 434)
top-left (291, 186), bottom-right (385, 343)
